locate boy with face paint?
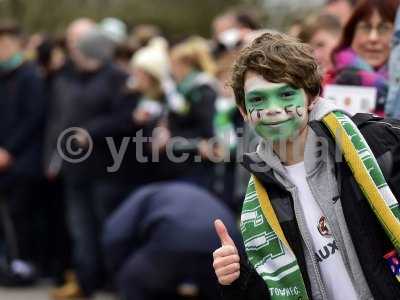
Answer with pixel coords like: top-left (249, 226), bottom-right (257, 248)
top-left (244, 78), bottom-right (308, 143)
top-left (212, 32), bottom-right (400, 300)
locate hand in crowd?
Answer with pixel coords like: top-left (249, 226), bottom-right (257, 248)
top-left (151, 122), bottom-right (171, 152)
top-left (46, 169), bottom-right (58, 181)
top-left (75, 131), bottom-right (89, 148)
top-left (0, 148), bottom-right (13, 172)
top-left (213, 219), bottom-right (240, 285)
top-left (132, 108), bottom-right (152, 125)
top-left (198, 140), bottom-right (225, 162)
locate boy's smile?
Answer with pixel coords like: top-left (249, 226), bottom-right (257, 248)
top-left (244, 74), bottom-right (308, 142)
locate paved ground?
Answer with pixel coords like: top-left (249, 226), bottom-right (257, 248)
top-left (0, 283), bottom-right (116, 300)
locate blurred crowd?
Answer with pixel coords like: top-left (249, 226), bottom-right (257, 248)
top-left (0, 0), bottom-right (399, 299)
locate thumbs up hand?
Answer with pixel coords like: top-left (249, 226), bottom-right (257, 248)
top-left (212, 219), bottom-right (240, 285)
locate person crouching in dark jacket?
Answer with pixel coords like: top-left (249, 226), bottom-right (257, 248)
top-left (103, 181), bottom-right (242, 300)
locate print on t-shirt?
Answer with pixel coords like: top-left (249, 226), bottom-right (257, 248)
top-left (317, 216), bottom-right (332, 237)
top-left (315, 216), bottom-right (339, 263)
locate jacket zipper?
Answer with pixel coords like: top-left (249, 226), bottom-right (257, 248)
top-left (309, 176), bottom-right (362, 298)
top-left (308, 165), bottom-right (364, 298)
top-left (291, 186), bottom-right (329, 300)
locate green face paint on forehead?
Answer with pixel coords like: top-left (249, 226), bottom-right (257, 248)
top-left (244, 80), bottom-right (307, 142)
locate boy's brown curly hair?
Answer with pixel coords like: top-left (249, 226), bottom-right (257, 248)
top-left (231, 31), bottom-right (322, 111)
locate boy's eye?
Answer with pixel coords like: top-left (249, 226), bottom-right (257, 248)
top-left (251, 96), bottom-right (264, 104)
top-left (281, 91), bottom-right (295, 98)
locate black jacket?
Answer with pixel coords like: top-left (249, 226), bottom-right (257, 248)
top-left (222, 114), bottom-right (400, 300)
top-left (168, 84), bottom-right (216, 140)
top-left (44, 62), bottom-right (128, 180)
top-left (82, 89), bottom-right (186, 185)
top-left (168, 81), bottom-right (218, 189)
top-left (0, 62), bottom-right (46, 186)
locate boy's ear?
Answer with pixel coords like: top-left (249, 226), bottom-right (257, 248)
top-left (307, 96), bottom-right (318, 112)
top-left (238, 106), bottom-right (248, 122)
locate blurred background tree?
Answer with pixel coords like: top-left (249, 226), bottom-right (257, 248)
top-left (0, 0), bottom-right (323, 36)
top-left (0, 0), bottom-right (252, 36)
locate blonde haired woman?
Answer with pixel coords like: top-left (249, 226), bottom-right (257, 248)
top-left (167, 36), bottom-right (219, 190)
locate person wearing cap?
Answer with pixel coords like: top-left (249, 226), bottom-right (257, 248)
top-left (130, 37), bottom-right (170, 123)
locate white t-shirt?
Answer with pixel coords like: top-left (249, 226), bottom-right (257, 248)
top-left (284, 161), bottom-right (358, 300)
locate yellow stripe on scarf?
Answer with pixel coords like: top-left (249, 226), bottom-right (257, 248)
top-left (324, 113), bottom-right (400, 250)
top-left (253, 176), bottom-right (291, 249)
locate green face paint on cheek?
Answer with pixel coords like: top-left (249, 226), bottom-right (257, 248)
top-left (244, 84), bottom-right (307, 141)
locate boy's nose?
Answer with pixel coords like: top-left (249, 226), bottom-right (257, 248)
top-left (265, 107), bottom-right (283, 116)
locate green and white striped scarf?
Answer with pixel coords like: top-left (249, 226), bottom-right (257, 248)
top-left (240, 111), bottom-right (400, 299)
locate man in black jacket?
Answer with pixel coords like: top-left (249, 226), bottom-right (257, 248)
top-left (212, 31), bottom-right (400, 299)
top-left (0, 20), bottom-right (46, 286)
top-left (44, 19), bottom-right (130, 299)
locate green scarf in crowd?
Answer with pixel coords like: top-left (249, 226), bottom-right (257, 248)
top-left (240, 111), bottom-right (400, 300)
top-left (0, 53), bottom-right (23, 71)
